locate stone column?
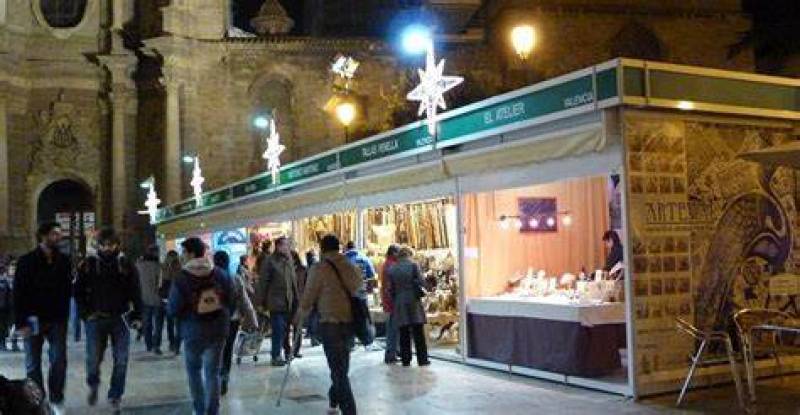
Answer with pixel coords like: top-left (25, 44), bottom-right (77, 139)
top-left (0, 92), bottom-right (7, 235)
top-left (162, 69), bottom-right (182, 205)
top-left (100, 53), bottom-right (138, 231)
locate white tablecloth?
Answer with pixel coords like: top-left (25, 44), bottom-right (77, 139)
top-left (467, 296), bottom-right (625, 327)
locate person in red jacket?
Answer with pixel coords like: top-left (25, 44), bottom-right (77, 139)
top-left (380, 245), bottom-right (400, 364)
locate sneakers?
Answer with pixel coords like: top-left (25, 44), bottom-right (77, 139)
top-left (419, 360), bottom-right (432, 367)
top-left (271, 358), bottom-right (286, 367)
top-left (87, 386), bottom-right (99, 406)
top-left (109, 398), bottom-right (121, 413)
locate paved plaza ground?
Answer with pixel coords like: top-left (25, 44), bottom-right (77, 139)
top-left (0, 338), bottom-right (798, 414)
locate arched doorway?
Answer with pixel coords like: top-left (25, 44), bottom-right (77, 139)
top-left (36, 179), bottom-right (94, 259)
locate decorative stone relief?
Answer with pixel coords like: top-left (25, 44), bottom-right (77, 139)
top-left (28, 91), bottom-right (99, 178)
top-left (250, 0), bottom-right (294, 35)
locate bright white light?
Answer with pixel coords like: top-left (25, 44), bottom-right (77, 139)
top-left (336, 102), bottom-right (357, 127)
top-left (513, 218), bottom-right (523, 229)
top-left (511, 25), bottom-right (536, 59)
top-left (546, 217), bottom-right (556, 227)
top-left (562, 214), bottom-right (573, 226)
top-left (529, 218), bottom-right (540, 229)
top-left (677, 101), bottom-right (694, 111)
top-left (262, 118), bottom-right (286, 185)
top-left (190, 157), bottom-right (204, 207)
top-left (402, 25), bottom-right (432, 55)
top-left (500, 219), bottom-right (510, 230)
top-left (182, 155), bottom-right (195, 164)
top-left (254, 116), bottom-right (270, 129)
top-left (406, 42), bottom-right (464, 136)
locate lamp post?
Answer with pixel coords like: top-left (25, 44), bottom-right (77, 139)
top-left (335, 100), bottom-right (356, 142)
top-left (510, 24), bottom-right (536, 86)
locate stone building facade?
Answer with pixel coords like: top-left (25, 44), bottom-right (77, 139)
top-left (0, 0), bottom-right (753, 255)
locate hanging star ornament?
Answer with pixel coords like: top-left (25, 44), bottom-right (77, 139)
top-left (190, 157), bottom-right (205, 207)
top-left (143, 182), bottom-right (161, 224)
top-left (406, 42), bottom-right (464, 136)
top-left (262, 118), bottom-right (286, 185)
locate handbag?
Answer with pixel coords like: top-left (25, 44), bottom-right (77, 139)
top-left (325, 259), bottom-right (374, 346)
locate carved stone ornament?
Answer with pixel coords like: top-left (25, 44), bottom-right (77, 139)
top-left (250, 0), bottom-right (294, 35)
top-left (28, 91), bottom-right (97, 176)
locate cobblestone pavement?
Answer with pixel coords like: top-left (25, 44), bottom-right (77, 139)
top-left (0, 338), bottom-right (798, 414)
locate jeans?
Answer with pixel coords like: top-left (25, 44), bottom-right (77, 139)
top-left (384, 313), bottom-right (399, 360)
top-left (163, 310), bottom-right (181, 352)
top-left (399, 324), bottom-right (429, 366)
top-left (270, 312), bottom-right (289, 361)
top-left (320, 323), bottom-right (356, 415)
top-left (221, 320), bottom-right (240, 382)
top-left (24, 321), bottom-right (67, 404)
top-left (306, 309), bottom-right (321, 344)
top-left (184, 337), bottom-right (225, 415)
top-left (70, 299), bottom-right (81, 342)
top-left (142, 305), bottom-right (164, 351)
top-left (85, 316), bottom-right (131, 400)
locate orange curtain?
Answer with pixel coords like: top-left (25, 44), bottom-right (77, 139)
top-left (464, 176), bottom-right (610, 298)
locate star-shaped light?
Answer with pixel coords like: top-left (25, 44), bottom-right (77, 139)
top-left (406, 43), bottom-right (463, 136)
top-left (331, 54), bottom-right (360, 80)
top-left (262, 118), bottom-right (285, 185)
top-left (190, 157), bottom-right (205, 207)
top-left (138, 177), bottom-right (161, 224)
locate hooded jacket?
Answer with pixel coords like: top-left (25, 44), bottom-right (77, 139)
top-left (167, 257), bottom-right (234, 341)
top-left (74, 251), bottom-right (143, 320)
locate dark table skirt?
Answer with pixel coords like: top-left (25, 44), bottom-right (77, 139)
top-left (467, 313), bottom-right (627, 377)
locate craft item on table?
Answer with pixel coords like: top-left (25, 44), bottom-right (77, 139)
top-left (560, 273), bottom-right (576, 288)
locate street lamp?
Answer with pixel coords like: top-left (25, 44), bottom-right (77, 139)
top-left (336, 101), bottom-right (356, 141)
top-left (511, 24), bottom-right (536, 61)
top-left (401, 24), bottom-right (432, 56)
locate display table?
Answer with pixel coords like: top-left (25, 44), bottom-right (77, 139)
top-left (467, 296), bottom-right (626, 377)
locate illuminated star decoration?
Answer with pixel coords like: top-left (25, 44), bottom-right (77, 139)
top-left (406, 42), bottom-right (463, 136)
top-left (143, 182), bottom-right (161, 224)
top-left (190, 157), bottom-right (205, 207)
top-left (262, 118), bottom-right (285, 185)
top-left (331, 54), bottom-right (360, 80)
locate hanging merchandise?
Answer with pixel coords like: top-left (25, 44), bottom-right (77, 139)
top-left (407, 42), bottom-right (464, 136)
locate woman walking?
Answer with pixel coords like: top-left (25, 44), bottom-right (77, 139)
top-left (387, 246), bottom-right (430, 367)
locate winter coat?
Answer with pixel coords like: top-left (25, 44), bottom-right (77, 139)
top-left (256, 253), bottom-right (298, 313)
top-left (13, 246), bottom-right (72, 327)
top-left (344, 249), bottom-right (376, 280)
top-left (167, 257), bottom-right (234, 342)
top-left (380, 257), bottom-right (398, 313)
top-left (136, 257), bottom-right (162, 307)
top-left (300, 253), bottom-right (363, 324)
top-left (388, 258), bottom-right (427, 327)
top-left (74, 253), bottom-right (143, 320)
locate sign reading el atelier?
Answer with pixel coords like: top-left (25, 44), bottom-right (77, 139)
top-left (483, 101), bottom-right (526, 125)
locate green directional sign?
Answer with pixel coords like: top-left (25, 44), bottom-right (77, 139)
top-left (438, 75), bottom-right (595, 142)
top-left (203, 188), bottom-right (232, 207)
top-left (280, 153), bottom-right (339, 185)
top-left (231, 175), bottom-right (272, 199)
top-left (339, 126), bottom-right (431, 168)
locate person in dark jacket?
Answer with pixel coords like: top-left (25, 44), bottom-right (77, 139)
top-left (387, 246), bottom-right (430, 367)
top-left (74, 227), bottom-right (143, 412)
top-left (168, 238), bottom-right (234, 415)
top-left (602, 230), bottom-right (624, 274)
top-left (13, 222), bottom-right (72, 414)
top-left (380, 245), bottom-right (400, 364)
top-left (288, 250), bottom-right (307, 358)
top-left (160, 250), bottom-right (182, 354)
top-left (256, 236), bottom-right (298, 366)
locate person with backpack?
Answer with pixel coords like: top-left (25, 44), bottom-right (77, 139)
top-left (295, 234), bottom-right (364, 415)
top-left (136, 245), bottom-right (163, 355)
top-left (168, 237), bottom-right (234, 415)
top-left (74, 228), bottom-right (143, 412)
top-left (13, 222), bottom-right (72, 415)
top-left (255, 236), bottom-right (298, 367)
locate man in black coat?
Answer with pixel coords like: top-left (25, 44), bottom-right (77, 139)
top-left (74, 227), bottom-right (143, 413)
top-left (13, 222), bottom-right (72, 414)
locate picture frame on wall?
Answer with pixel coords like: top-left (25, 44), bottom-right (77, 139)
top-left (517, 197), bottom-right (558, 233)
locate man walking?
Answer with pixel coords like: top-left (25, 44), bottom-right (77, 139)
top-left (296, 234), bottom-right (363, 415)
top-left (136, 245), bottom-right (163, 355)
top-left (0, 260), bottom-right (17, 352)
top-left (256, 236), bottom-right (298, 367)
top-left (13, 222), bottom-right (72, 414)
top-left (168, 237), bottom-right (234, 415)
top-left (74, 228), bottom-right (143, 412)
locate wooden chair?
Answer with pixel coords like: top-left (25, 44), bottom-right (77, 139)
top-left (732, 308), bottom-right (793, 401)
top-left (675, 318), bottom-right (745, 408)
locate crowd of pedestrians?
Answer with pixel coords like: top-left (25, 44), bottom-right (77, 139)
top-left (1, 221), bottom-right (433, 415)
